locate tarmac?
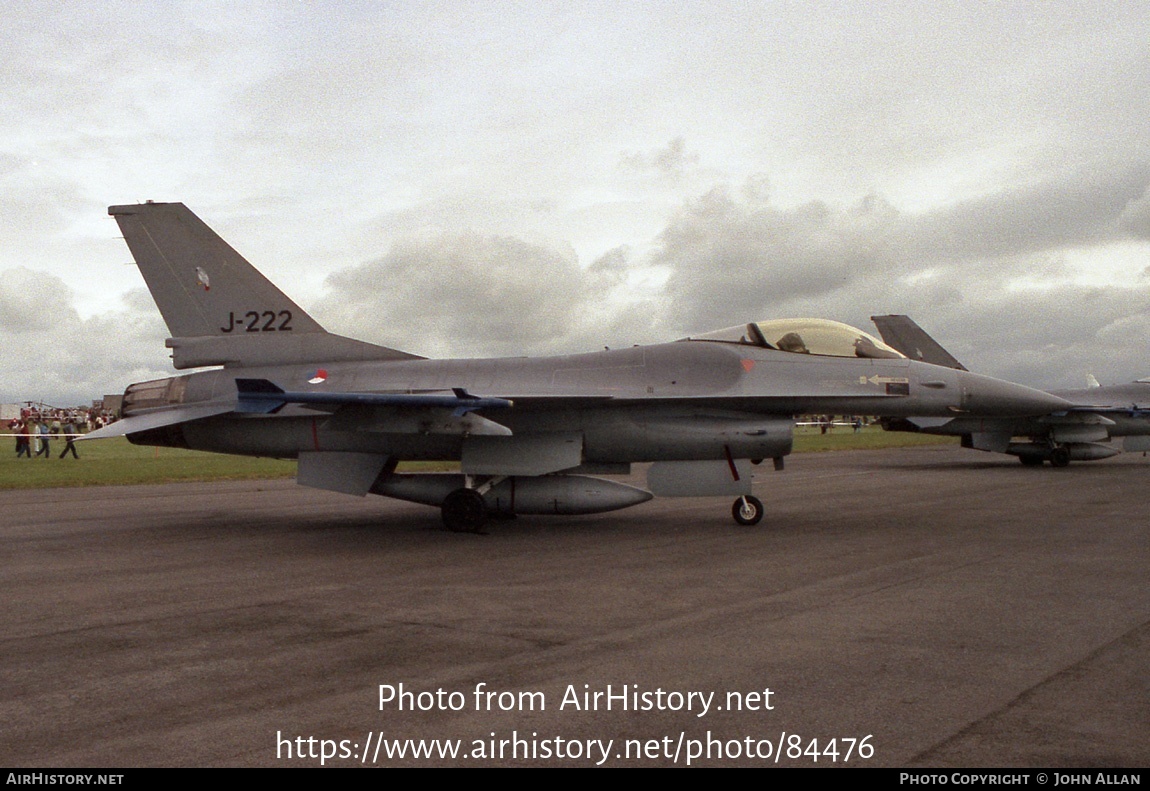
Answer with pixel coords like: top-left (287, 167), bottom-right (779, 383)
top-left (2, 445), bottom-right (1147, 767)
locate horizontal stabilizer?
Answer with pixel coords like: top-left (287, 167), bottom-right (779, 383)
top-left (78, 403), bottom-right (235, 440)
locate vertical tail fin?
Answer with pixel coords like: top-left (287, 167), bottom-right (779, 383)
top-left (109, 201), bottom-right (324, 338)
top-left (870, 315), bottom-right (967, 371)
top-left (109, 202), bottom-right (421, 368)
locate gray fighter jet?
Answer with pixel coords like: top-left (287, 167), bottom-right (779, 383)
top-left (872, 315), bottom-right (1150, 467)
top-left (87, 202), bottom-right (1072, 530)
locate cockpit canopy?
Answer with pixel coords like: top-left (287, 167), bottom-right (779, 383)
top-left (681, 318), bottom-right (905, 360)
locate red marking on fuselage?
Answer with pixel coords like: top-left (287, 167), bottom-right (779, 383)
top-left (741, 359), bottom-right (755, 372)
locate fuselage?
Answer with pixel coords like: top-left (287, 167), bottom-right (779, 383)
top-left (123, 338), bottom-right (1070, 464)
top-left (895, 381), bottom-right (1150, 439)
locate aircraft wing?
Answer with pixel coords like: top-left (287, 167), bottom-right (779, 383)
top-left (871, 315), bottom-right (968, 370)
top-left (237, 379), bottom-right (519, 437)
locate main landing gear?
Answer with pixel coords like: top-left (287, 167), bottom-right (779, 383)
top-left (732, 495), bottom-right (764, 526)
top-left (442, 488), bottom-right (487, 533)
top-left (442, 475), bottom-right (511, 533)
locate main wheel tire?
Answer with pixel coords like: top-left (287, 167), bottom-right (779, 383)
top-left (1049, 446), bottom-right (1071, 468)
top-left (732, 495), bottom-right (764, 526)
top-left (442, 488), bottom-right (487, 533)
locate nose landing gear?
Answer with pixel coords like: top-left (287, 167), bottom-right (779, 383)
top-left (732, 495), bottom-right (764, 526)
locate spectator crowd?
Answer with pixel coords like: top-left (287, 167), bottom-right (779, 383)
top-left (7, 406), bottom-right (118, 460)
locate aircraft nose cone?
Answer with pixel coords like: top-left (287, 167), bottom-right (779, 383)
top-left (958, 371), bottom-right (1074, 416)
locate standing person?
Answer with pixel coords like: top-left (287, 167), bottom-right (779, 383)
top-left (13, 420), bottom-right (30, 458)
top-left (59, 420), bottom-right (80, 459)
top-left (34, 422), bottom-right (51, 458)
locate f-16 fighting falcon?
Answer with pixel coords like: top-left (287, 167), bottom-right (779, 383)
top-left (87, 202), bottom-right (1072, 531)
top-left (873, 314), bottom-right (1150, 467)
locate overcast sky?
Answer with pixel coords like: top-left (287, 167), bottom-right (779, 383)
top-left (2, 1), bottom-right (1149, 405)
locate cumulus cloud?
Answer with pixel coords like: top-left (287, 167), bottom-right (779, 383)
top-left (620, 137), bottom-right (701, 181)
top-left (9, 160), bottom-right (1150, 405)
top-left (313, 230), bottom-right (653, 359)
top-left (903, 164), bottom-right (1150, 261)
top-left (933, 285), bottom-right (1150, 389)
top-left (0, 277), bottom-right (168, 405)
top-left (634, 169), bottom-right (1150, 387)
top-left (298, 156), bottom-right (1150, 393)
top-left (650, 187), bottom-right (905, 335)
top-left (0, 268), bottom-right (69, 333)
top-left (1119, 186), bottom-right (1150, 239)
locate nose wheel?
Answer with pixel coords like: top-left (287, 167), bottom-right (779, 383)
top-left (732, 495), bottom-right (764, 526)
